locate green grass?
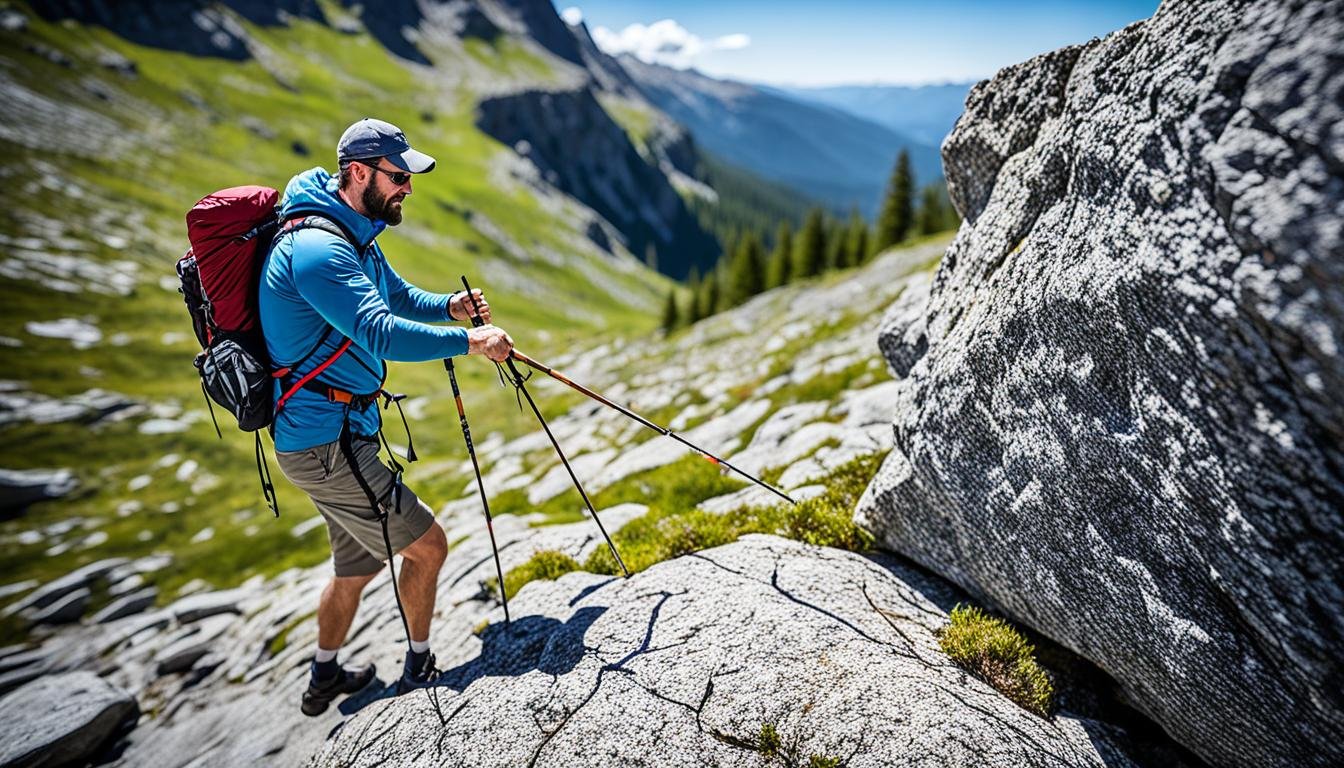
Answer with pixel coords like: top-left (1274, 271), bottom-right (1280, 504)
top-left (492, 451), bottom-right (881, 598)
top-left (582, 451), bottom-right (881, 576)
top-left (599, 95), bottom-right (658, 154)
top-left (751, 721), bottom-right (842, 768)
top-left (759, 722), bottom-right (783, 756)
top-left (937, 604), bottom-right (1055, 717)
top-left (488, 549), bottom-right (582, 600)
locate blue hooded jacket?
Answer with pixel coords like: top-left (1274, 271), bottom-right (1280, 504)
top-left (259, 167), bottom-right (468, 452)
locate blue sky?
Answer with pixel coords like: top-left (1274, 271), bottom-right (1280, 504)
top-left (555, 1), bottom-right (1158, 87)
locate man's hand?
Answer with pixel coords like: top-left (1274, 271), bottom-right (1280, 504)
top-left (450, 289), bottom-right (491, 324)
top-left (467, 324), bottom-right (513, 362)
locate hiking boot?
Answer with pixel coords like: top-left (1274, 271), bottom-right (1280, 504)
top-left (301, 661), bottom-right (376, 716)
top-left (395, 650), bottom-right (441, 695)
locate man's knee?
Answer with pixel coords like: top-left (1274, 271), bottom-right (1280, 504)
top-left (401, 520), bottom-right (447, 567)
top-left (332, 571), bottom-right (377, 593)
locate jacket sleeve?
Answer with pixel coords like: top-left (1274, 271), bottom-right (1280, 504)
top-left (290, 233), bottom-right (468, 361)
top-left (379, 251), bottom-right (460, 322)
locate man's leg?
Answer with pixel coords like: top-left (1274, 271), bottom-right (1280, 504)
top-left (316, 572), bottom-right (377, 651)
top-left (395, 515), bottom-right (448, 646)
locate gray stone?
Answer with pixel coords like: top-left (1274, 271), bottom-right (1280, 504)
top-left (0, 648), bottom-right (47, 675)
top-left (3, 557), bottom-right (128, 615)
top-left (154, 614), bottom-right (234, 676)
top-left (29, 587), bottom-right (91, 625)
top-left (856, 2), bottom-right (1344, 766)
top-left (92, 586), bottom-right (158, 623)
top-left (0, 666), bottom-right (45, 697)
top-left (0, 645), bottom-right (30, 663)
top-left (289, 515), bottom-right (325, 539)
top-left (0, 580), bottom-right (36, 601)
top-left (108, 573), bottom-right (145, 596)
top-left (167, 588), bottom-right (247, 623)
top-left (311, 536), bottom-right (1148, 767)
top-left (0, 467), bottom-right (78, 514)
top-left (0, 671), bottom-right (138, 768)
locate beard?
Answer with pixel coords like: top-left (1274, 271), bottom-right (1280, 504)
top-left (361, 181), bottom-right (404, 225)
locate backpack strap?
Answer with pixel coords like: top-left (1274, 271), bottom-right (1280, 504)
top-left (269, 214), bottom-right (366, 413)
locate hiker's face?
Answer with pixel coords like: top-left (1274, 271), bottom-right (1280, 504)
top-left (358, 159), bottom-right (412, 225)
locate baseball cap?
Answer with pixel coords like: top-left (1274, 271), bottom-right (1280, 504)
top-left (337, 118), bottom-right (436, 174)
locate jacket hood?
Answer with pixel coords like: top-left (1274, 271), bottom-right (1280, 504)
top-left (279, 167), bottom-right (386, 248)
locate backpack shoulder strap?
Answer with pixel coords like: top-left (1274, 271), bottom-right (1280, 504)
top-left (269, 213), bottom-right (379, 413)
top-left (277, 213), bottom-right (363, 252)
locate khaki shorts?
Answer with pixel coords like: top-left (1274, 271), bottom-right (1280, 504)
top-left (276, 437), bottom-right (435, 577)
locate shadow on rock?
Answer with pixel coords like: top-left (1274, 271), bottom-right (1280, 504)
top-left (440, 606), bottom-right (608, 688)
top-left (336, 606), bottom-right (608, 718)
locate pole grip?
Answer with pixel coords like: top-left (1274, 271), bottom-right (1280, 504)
top-left (460, 276), bottom-right (486, 328)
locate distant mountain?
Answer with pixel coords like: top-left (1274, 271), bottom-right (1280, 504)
top-left (619, 57), bottom-right (943, 218)
top-left (775, 82), bottom-right (975, 148)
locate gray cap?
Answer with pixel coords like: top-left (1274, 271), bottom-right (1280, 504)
top-left (337, 118), bottom-right (436, 174)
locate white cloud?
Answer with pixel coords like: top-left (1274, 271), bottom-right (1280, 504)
top-left (714, 33), bottom-right (750, 51)
top-left (560, 7), bottom-right (583, 26)
top-left (590, 19), bottom-right (751, 69)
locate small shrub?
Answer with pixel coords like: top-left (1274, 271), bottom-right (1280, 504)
top-left (809, 756), bottom-right (841, 768)
top-left (493, 550), bottom-right (582, 600)
top-left (937, 604), bottom-right (1054, 717)
top-left (758, 722), bottom-right (782, 757)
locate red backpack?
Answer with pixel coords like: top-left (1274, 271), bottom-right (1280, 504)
top-left (177, 185), bottom-right (359, 513)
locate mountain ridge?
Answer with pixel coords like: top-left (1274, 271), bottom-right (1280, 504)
top-left (616, 54), bottom-right (944, 217)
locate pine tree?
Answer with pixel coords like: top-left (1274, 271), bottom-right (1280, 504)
top-left (827, 216), bottom-right (847, 270)
top-left (686, 267), bottom-right (702, 323)
top-left (918, 184), bottom-right (951, 235)
top-left (875, 149), bottom-right (914, 253)
top-left (794, 208), bottom-right (827, 278)
top-left (843, 209), bottom-right (867, 267)
top-left (853, 220), bottom-right (870, 264)
top-left (700, 270), bottom-right (721, 318)
top-left (660, 287), bottom-right (679, 332)
top-left (766, 221), bottom-right (793, 288)
top-left (726, 231), bottom-right (766, 306)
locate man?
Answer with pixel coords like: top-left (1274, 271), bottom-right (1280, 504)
top-left (259, 118), bottom-right (513, 716)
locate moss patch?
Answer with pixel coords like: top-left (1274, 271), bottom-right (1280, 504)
top-left (583, 451), bottom-right (882, 576)
top-left (937, 604), bottom-right (1054, 717)
top-left (491, 549), bottom-right (583, 600)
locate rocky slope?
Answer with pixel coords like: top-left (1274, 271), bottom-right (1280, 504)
top-left (857, 1), bottom-right (1343, 766)
top-left (0, 0), bottom-right (708, 626)
top-left (0, 238), bottom-right (1190, 766)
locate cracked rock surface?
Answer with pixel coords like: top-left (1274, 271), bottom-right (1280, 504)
top-left (311, 535), bottom-right (1142, 768)
top-left (856, 1), bottom-right (1343, 766)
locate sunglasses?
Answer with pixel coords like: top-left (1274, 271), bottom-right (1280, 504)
top-left (359, 161), bottom-right (411, 186)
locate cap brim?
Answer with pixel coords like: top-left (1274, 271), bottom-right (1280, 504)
top-left (386, 147), bottom-right (436, 174)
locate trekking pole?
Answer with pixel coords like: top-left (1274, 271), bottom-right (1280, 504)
top-left (508, 350), bottom-right (796, 505)
top-left (444, 357), bottom-right (510, 624)
top-left (462, 277), bottom-right (630, 578)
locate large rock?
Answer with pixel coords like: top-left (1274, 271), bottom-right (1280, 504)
top-left (311, 536), bottom-right (1156, 767)
top-left (28, 587), bottom-right (90, 626)
top-left (3, 558), bottom-right (127, 615)
top-left (0, 468), bottom-right (78, 516)
top-left (0, 671), bottom-right (138, 767)
top-left (92, 586), bottom-right (158, 624)
top-left (856, 2), bottom-right (1343, 767)
top-left (166, 588), bottom-right (248, 623)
